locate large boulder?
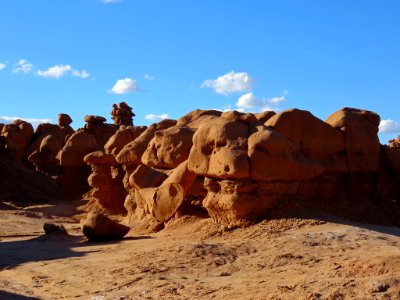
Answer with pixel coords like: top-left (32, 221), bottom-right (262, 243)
top-left (82, 212), bottom-right (130, 242)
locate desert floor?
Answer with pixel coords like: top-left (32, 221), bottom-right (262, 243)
top-left (1, 200), bottom-right (400, 300)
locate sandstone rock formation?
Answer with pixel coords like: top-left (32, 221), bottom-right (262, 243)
top-left (87, 106), bottom-right (400, 229)
top-left (111, 102), bottom-right (135, 126)
top-left (83, 151), bottom-right (126, 214)
top-left (2, 104), bottom-right (399, 232)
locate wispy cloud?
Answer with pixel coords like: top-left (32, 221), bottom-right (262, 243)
top-left (0, 62), bottom-right (6, 71)
top-left (110, 78), bottom-right (139, 94)
top-left (0, 116), bottom-right (51, 127)
top-left (102, 0), bottom-right (122, 3)
top-left (145, 113), bottom-right (169, 121)
top-left (37, 64), bottom-right (72, 78)
top-left (379, 119), bottom-right (400, 134)
top-left (144, 74), bottom-right (155, 81)
top-left (236, 91), bottom-right (287, 112)
top-left (202, 71), bottom-right (253, 95)
top-left (12, 59), bottom-right (33, 74)
top-left (72, 69), bottom-right (90, 78)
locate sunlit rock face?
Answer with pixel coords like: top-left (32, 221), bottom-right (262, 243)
top-left (76, 106), bottom-right (399, 228)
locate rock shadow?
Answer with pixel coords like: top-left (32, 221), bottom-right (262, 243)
top-left (0, 291), bottom-right (40, 300)
top-left (0, 235), bottom-right (93, 270)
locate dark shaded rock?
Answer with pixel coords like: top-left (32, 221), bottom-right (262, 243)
top-left (82, 212), bottom-right (130, 242)
top-left (43, 223), bottom-right (68, 235)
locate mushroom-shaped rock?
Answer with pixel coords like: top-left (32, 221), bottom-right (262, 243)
top-left (248, 128), bottom-right (324, 181)
top-left (104, 126), bottom-right (147, 156)
top-left (142, 126), bottom-right (195, 169)
top-left (58, 113), bottom-right (73, 127)
top-left (84, 115), bottom-right (107, 125)
top-left (82, 212), bottom-right (130, 242)
top-left (326, 107), bottom-right (380, 173)
top-left (265, 108), bottom-right (346, 173)
top-left (116, 119), bottom-right (177, 165)
top-left (188, 117), bottom-right (249, 179)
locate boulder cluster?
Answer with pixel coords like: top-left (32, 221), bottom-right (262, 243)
top-left (85, 106), bottom-right (400, 227)
top-left (1, 104), bottom-right (400, 230)
top-left (0, 102), bottom-right (134, 201)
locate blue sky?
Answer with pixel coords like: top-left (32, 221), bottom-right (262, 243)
top-left (0, 0), bottom-right (399, 142)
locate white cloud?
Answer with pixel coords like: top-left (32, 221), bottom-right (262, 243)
top-left (110, 78), bottom-right (139, 94)
top-left (0, 116), bottom-right (51, 128)
top-left (144, 74), bottom-right (155, 81)
top-left (202, 71), bottom-right (253, 95)
top-left (236, 91), bottom-right (287, 112)
top-left (12, 59), bottom-right (33, 74)
top-left (37, 64), bottom-right (72, 78)
top-left (145, 114), bottom-right (169, 121)
top-left (0, 63), bottom-right (6, 71)
top-left (102, 0), bottom-right (121, 3)
top-left (72, 69), bottom-right (90, 78)
top-left (379, 119), bottom-right (400, 134)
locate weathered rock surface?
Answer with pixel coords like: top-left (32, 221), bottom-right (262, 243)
top-left (326, 107), bottom-right (380, 173)
top-left (188, 117), bottom-right (249, 179)
top-left (142, 126), bottom-right (195, 169)
top-left (111, 102), bottom-right (135, 126)
top-left (108, 107), bottom-right (399, 227)
top-left (2, 104), bottom-right (400, 231)
top-left (116, 119), bottom-right (177, 165)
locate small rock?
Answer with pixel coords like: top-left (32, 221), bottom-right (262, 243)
top-left (370, 281), bottom-right (390, 293)
top-left (43, 223), bottom-right (68, 235)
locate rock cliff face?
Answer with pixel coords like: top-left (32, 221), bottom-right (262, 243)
top-left (79, 107), bottom-right (400, 228)
top-left (1, 105), bottom-right (400, 229)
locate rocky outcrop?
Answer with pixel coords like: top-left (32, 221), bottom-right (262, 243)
top-left (90, 107), bottom-right (400, 228)
top-left (111, 102), bottom-right (135, 126)
top-left (83, 151), bottom-right (126, 214)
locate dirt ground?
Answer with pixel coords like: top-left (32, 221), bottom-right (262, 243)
top-left (1, 200), bottom-right (400, 300)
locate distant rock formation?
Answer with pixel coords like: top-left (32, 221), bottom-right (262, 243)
top-left (83, 107), bottom-right (400, 228)
top-left (1, 104), bottom-right (400, 230)
top-left (111, 102), bottom-right (135, 126)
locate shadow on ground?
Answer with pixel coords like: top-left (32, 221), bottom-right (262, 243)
top-left (0, 233), bottom-right (153, 271)
top-left (0, 235), bottom-right (90, 270)
top-left (0, 291), bottom-right (40, 300)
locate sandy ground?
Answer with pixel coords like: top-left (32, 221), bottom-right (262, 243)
top-left (1, 200), bottom-right (400, 300)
